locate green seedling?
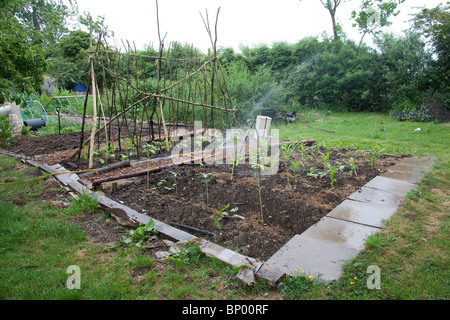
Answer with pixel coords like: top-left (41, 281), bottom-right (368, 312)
top-left (289, 160), bottom-right (305, 184)
top-left (329, 166), bottom-right (337, 188)
top-left (280, 143), bottom-right (295, 190)
top-left (322, 151), bottom-right (331, 170)
top-left (213, 203), bottom-right (238, 230)
top-left (170, 171), bottom-right (180, 195)
top-left (200, 172), bottom-right (212, 206)
top-left (369, 145), bottom-right (384, 168)
top-left (300, 144), bottom-right (306, 159)
top-left (157, 179), bottom-right (167, 189)
top-left (349, 157), bottom-right (358, 176)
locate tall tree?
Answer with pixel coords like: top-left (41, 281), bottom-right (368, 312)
top-left (412, 2), bottom-right (450, 90)
top-left (0, 0), bottom-right (48, 104)
top-left (351, 0), bottom-right (406, 46)
top-left (15, 0), bottom-right (76, 47)
top-left (319, 0), bottom-right (345, 40)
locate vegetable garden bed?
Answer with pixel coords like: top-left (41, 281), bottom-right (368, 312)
top-left (3, 131), bottom-right (400, 261)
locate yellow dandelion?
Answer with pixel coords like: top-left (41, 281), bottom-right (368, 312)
top-left (295, 269), bottom-right (298, 272)
top-left (302, 270), bottom-right (305, 273)
top-left (350, 282), bottom-right (354, 285)
top-left (354, 277), bottom-right (358, 280)
top-left (308, 275), bottom-right (312, 279)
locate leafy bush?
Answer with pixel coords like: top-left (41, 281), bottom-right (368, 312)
top-left (392, 108), bottom-right (436, 122)
top-left (0, 115), bottom-right (15, 147)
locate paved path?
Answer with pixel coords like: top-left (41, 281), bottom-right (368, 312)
top-left (264, 156), bottom-right (436, 283)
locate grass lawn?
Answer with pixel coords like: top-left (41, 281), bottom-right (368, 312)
top-left (0, 111), bottom-right (448, 300)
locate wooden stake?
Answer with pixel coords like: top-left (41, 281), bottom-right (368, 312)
top-left (159, 98), bottom-right (170, 151)
top-left (88, 60), bottom-right (97, 169)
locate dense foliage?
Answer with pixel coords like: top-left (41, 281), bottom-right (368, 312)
top-left (0, 0), bottom-right (48, 104)
top-left (1, 0), bottom-right (448, 119)
top-left (219, 27), bottom-right (448, 117)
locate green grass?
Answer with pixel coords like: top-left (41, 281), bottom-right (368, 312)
top-left (276, 112), bottom-right (450, 156)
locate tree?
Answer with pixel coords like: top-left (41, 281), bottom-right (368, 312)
top-left (351, 0), bottom-right (406, 46)
top-left (0, 0), bottom-right (48, 104)
top-left (46, 30), bottom-right (91, 88)
top-left (14, 0), bottom-right (76, 47)
top-left (313, 0), bottom-right (346, 40)
top-left (412, 2), bottom-right (450, 91)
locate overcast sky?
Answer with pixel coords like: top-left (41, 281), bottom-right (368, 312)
top-left (70, 0), bottom-right (444, 53)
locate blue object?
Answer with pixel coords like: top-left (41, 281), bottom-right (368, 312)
top-left (73, 83), bottom-right (87, 93)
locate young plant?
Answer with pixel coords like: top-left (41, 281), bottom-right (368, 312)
top-left (169, 171), bottom-right (180, 195)
top-left (349, 157), bottom-right (358, 176)
top-left (322, 151), bottom-right (331, 170)
top-left (213, 203), bottom-right (238, 230)
top-left (251, 163), bottom-right (265, 225)
top-left (124, 218), bottom-right (158, 248)
top-left (369, 145), bottom-right (384, 168)
top-left (307, 167), bottom-right (326, 179)
top-left (156, 179), bottom-right (167, 189)
top-left (289, 160), bottom-right (305, 183)
top-left (200, 172), bottom-right (211, 206)
top-left (229, 157), bottom-right (238, 181)
top-left (300, 144), bottom-right (306, 159)
top-left (329, 166), bottom-right (337, 188)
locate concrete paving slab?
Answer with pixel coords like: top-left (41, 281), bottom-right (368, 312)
top-left (265, 217), bottom-right (380, 281)
top-left (327, 199), bottom-right (397, 228)
top-left (387, 163), bottom-right (431, 174)
top-left (397, 156), bottom-right (436, 169)
top-left (364, 176), bottom-right (416, 197)
top-left (300, 217), bottom-right (380, 250)
top-left (348, 186), bottom-right (405, 207)
top-left (381, 170), bottom-right (424, 184)
top-left (265, 235), bottom-right (357, 281)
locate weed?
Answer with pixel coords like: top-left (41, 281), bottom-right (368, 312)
top-left (406, 187), bottom-right (424, 200)
top-left (0, 115), bottom-right (15, 147)
top-left (168, 242), bottom-right (208, 267)
top-left (123, 218), bottom-right (158, 248)
top-left (281, 269), bottom-right (327, 298)
top-left (364, 234), bottom-right (385, 249)
top-left (66, 192), bottom-right (99, 216)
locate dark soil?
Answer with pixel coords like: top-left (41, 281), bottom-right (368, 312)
top-left (103, 148), bottom-right (399, 261)
top-left (425, 101), bottom-right (450, 123)
top-left (2, 128), bottom-right (400, 262)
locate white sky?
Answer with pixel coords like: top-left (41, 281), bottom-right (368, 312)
top-left (70, 0), bottom-right (444, 53)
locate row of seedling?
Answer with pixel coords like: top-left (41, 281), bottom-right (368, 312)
top-left (280, 138), bottom-right (385, 189)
